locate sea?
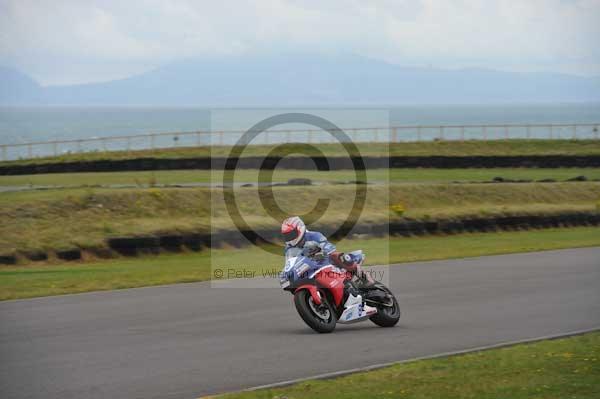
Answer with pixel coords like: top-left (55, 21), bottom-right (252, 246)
top-left (0, 103), bottom-right (599, 159)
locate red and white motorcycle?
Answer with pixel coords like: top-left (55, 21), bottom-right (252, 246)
top-left (280, 250), bottom-right (400, 333)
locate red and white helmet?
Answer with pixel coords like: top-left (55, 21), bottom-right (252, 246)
top-left (281, 216), bottom-right (306, 246)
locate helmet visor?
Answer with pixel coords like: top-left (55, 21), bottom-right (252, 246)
top-left (283, 229), bottom-right (299, 243)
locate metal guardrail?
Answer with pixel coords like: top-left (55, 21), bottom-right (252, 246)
top-left (1, 123), bottom-right (599, 161)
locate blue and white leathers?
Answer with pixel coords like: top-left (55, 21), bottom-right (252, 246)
top-left (284, 230), bottom-right (336, 264)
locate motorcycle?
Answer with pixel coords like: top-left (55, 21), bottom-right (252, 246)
top-left (280, 248), bottom-right (401, 333)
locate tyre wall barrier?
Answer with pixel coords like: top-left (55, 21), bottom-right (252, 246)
top-left (23, 250), bottom-right (48, 262)
top-left (1, 212), bottom-right (598, 265)
top-left (107, 236), bottom-right (162, 256)
top-left (0, 255), bottom-right (17, 265)
top-left (2, 155), bottom-right (600, 175)
top-left (56, 249), bottom-right (82, 261)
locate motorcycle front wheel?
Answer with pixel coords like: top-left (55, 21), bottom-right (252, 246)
top-left (294, 289), bottom-right (337, 333)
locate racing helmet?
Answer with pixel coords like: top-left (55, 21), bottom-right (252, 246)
top-left (281, 216), bottom-right (306, 246)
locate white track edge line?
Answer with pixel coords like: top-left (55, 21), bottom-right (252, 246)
top-left (201, 326), bottom-right (600, 398)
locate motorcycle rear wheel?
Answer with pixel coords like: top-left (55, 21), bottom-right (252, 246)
top-left (294, 290), bottom-right (337, 333)
top-left (369, 285), bottom-right (401, 327)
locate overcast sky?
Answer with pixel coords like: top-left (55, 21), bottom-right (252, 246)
top-left (1, 0), bottom-right (599, 85)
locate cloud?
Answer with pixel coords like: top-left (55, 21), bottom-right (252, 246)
top-left (1, 0), bottom-right (599, 84)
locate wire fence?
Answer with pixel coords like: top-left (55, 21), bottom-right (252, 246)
top-left (1, 123), bottom-right (599, 161)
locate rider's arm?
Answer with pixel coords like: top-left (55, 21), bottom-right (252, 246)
top-left (312, 232), bottom-right (354, 267)
top-left (311, 231), bottom-right (336, 255)
top-left (285, 245), bottom-right (302, 259)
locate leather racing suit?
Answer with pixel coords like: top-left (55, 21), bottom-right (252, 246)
top-left (284, 230), bottom-right (369, 282)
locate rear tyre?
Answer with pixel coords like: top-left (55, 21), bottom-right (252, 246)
top-left (369, 286), bottom-right (401, 327)
top-left (294, 289), bottom-right (337, 333)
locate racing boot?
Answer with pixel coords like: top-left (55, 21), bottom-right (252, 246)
top-left (353, 265), bottom-right (376, 289)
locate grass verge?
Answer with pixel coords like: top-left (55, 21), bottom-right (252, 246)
top-left (1, 168), bottom-right (599, 187)
top-left (2, 139), bottom-right (600, 166)
top-left (1, 227), bottom-right (599, 300)
top-left (2, 182), bottom-right (600, 253)
top-left (218, 331), bottom-right (600, 399)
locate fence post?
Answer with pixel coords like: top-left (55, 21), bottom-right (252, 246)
top-left (392, 127), bottom-right (398, 143)
top-left (483, 126), bottom-right (487, 140)
top-left (572, 125), bottom-right (577, 140)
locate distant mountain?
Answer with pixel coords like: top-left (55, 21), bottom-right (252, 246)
top-left (0, 66), bottom-right (43, 104)
top-left (1, 55), bottom-right (599, 105)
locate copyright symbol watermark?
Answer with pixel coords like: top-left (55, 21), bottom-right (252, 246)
top-left (219, 112), bottom-right (368, 255)
top-left (213, 269), bottom-right (223, 279)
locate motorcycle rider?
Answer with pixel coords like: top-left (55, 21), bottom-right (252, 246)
top-left (281, 216), bottom-right (374, 286)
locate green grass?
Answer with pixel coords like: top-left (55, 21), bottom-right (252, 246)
top-left (1, 168), bottom-right (599, 187)
top-left (2, 182), bottom-right (600, 253)
top-left (219, 331), bottom-right (600, 399)
top-left (1, 227), bottom-right (599, 300)
top-left (3, 139), bottom-right (600, 167)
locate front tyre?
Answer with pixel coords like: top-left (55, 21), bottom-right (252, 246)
top-left (369, 286), bottom-right (401, 327)
top-left (294, 289), bottom-right (337, 333)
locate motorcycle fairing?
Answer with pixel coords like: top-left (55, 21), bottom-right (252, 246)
top-left (313, 265), bottom-right (346, 307)
top-left (282, 256), bottom-right (346, 306)
top-left (338, 301), bottom-right (377, 324)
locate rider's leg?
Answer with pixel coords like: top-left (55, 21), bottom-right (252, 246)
top-left (354, 263), bottom-right (375, 285)
top-left (341, 259), bottom-right (374, 286)
top-left (330, 251), bottom-right (374, 286)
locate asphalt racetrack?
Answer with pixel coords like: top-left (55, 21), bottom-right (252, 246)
top-left (1, 247), bottom-right (599, 399)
